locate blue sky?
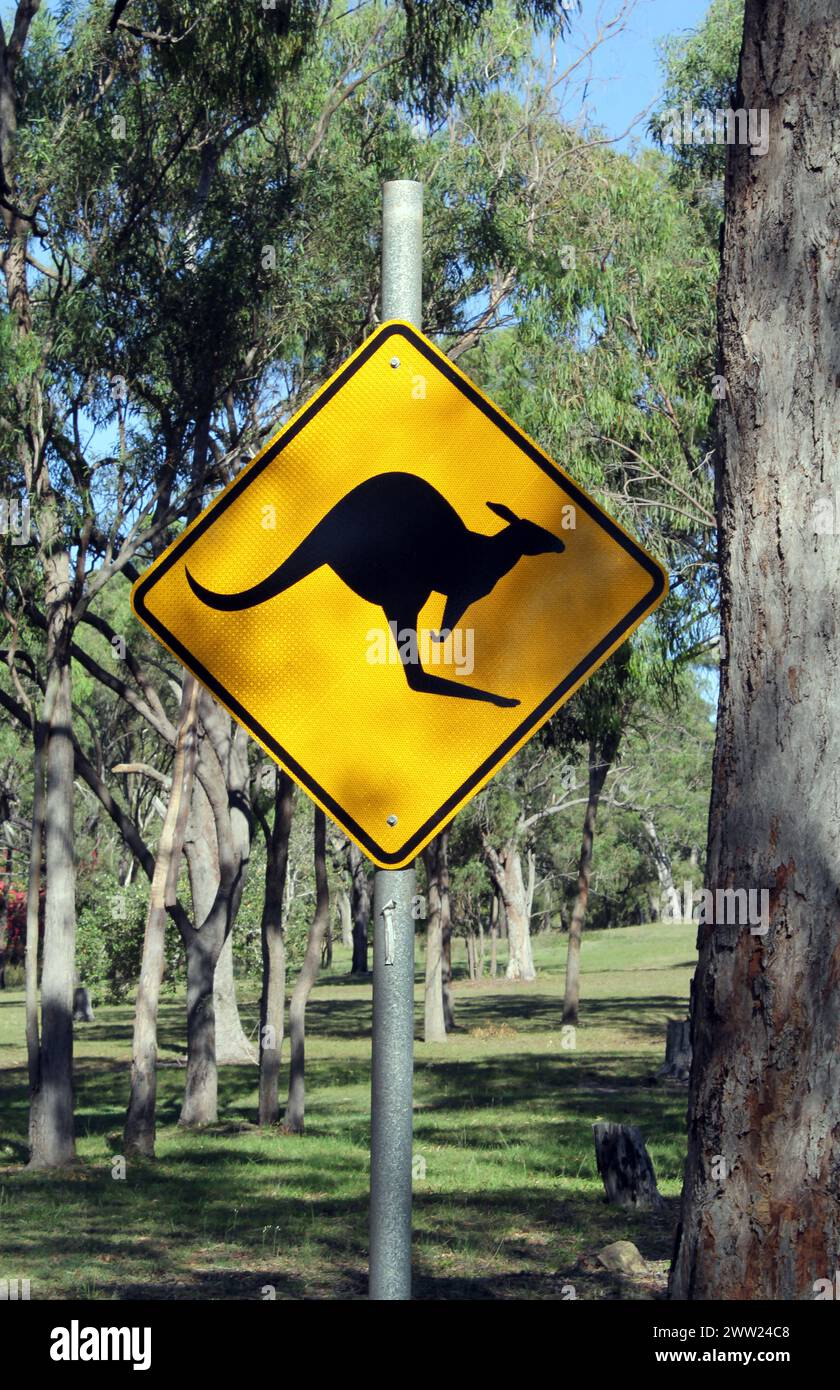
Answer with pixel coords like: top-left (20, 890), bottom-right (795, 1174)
top-left (554, 0), bottom-right (712, 145)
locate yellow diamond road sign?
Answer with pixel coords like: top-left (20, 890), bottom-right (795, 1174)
top-left (131, 321), bottom-right (667, 867)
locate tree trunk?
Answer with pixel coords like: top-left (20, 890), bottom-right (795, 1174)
top-left (124, 678), bottom-right (200, 1157)
top-left (28, 549), bottom-right (77, 1170)
top-left (642, 813), bottom-right (681, 920)
top-left (181, 927), bottom-right (220, 1126)
top-left (490, 892), bottom-right (499, 978)
top-left (259, 771), bottom-right (294, 1126)
top-left (1, 4), bottom-right (69, 1169)
top-left (348, 842), bottom-right (370, 974)
top-left (422, 834), bottom-right (447, 1042)
top-left (179, 710), bottom-right (251, 1127)
top-left (671, 0), bottom-right (840, 1301)
top-left (213, 932), bottom-right (256, 1064)
top-left (563, 730), bottom-right (619, 1025)
top-left (25, 678), bottom-right (52, 1112)
top-left (509, 850), bottom-right (535, 981)
top-left (337, 889), bottom-right (353, 949)
top-left (482, 837), bottom-right (532, 981)
top-left (439, 830), bottom-right (455, 1029)
top-left (183, 761), bottom-right (254, 1067)
top-left (484, 839), bottom-right (535, 983)
top-left (283, 809), bottom-right (329, 1134)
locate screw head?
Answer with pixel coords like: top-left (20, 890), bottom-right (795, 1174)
top-left (386, 814), bottom-right (398, 827)
top-left (389, 356), bottom-right (400, 369)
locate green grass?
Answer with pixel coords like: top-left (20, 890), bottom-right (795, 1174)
top-left (0, 923), bottom-right (696, 1300)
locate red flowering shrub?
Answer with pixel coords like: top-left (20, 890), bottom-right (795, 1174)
top-left (1, 882), bottom-right (44, 965)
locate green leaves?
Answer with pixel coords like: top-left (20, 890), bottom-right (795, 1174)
top-left (650, 0), bottom-right (745, 191)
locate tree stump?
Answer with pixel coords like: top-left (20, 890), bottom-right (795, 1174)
top-left (658, 1018), bottom-right (692, 1082)
top-left (593, 1122), bottom-right (663, 1211)
top-left (72, 986), bottom-right (95, 1023)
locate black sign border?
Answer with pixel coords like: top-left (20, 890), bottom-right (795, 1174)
top-left (133, 322), bottom-right (667, 865)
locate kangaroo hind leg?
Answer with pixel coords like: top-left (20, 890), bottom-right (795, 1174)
top-left (389, 614), bottom-right (519, 709)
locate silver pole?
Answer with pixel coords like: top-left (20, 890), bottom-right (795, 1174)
top-left (380, 179), bottom-right (423, 325)
top-left (369, 869), bottom-right (416, 1300)
top-left (369, 179), bottom-right (422, 1302)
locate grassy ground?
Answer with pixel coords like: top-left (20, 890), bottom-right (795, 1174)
top-left (0, 923), bottom-right (696, 1300)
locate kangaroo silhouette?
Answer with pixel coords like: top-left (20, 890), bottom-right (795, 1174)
top-left (186, 472), bottom-right (565, 708)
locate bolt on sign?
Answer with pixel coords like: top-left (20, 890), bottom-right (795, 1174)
top-left (131, 321), bottom-right (667, 867)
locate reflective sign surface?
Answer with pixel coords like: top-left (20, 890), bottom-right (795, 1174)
top-left (132, 321), bottom-right (667, 866)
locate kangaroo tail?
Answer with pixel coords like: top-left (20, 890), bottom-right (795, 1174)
top-left (186, 532), bottom-right (322, 612)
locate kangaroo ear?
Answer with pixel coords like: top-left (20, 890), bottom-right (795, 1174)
top-left (486, 501), bottom-right (519, 524)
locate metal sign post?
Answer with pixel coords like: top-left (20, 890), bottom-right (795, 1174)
top-left (130, 173), bottom-right (668, 1300)
top-left (369, 180), bottom-right (423, 1302)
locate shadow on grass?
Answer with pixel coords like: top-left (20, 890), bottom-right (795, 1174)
top-left (449, 990), bottom-right (686, 1041)
top-left (0, 946), bottom-right (690, 1300)
top-left (0, 1150), bottom-right (679, 1300)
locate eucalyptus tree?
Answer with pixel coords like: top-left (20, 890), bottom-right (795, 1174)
top-left (671, 0), bottom-right (840, 1300)
top-left (103, 0), bottom-right (580, 1139)
top-left (0, 0), bottom-right (166, 1167)
top-left (557, 648), bottom-right (633, 1022)
top-left (422, 829), bottom-right (450, 1040)
top-left (615, 674), bottom-right (715, 919)
top-left (471, 736), bottom-right (584, 981)
top-left (283, 808), bottom-right (329, 1133)
top-left (463, 128), bottom-right (718, 996)
top-left (2, 0), bottom-right (581, 1162)
top-left (651, 0), bottom-right (745, 198)
top-left (255, 767), bottom-right (295, 1126)
top-left (0, 0), bottom-right (346, 1162)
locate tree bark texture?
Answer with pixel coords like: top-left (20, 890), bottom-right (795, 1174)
top-left (671, 0), bottom-right (840, 1300)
